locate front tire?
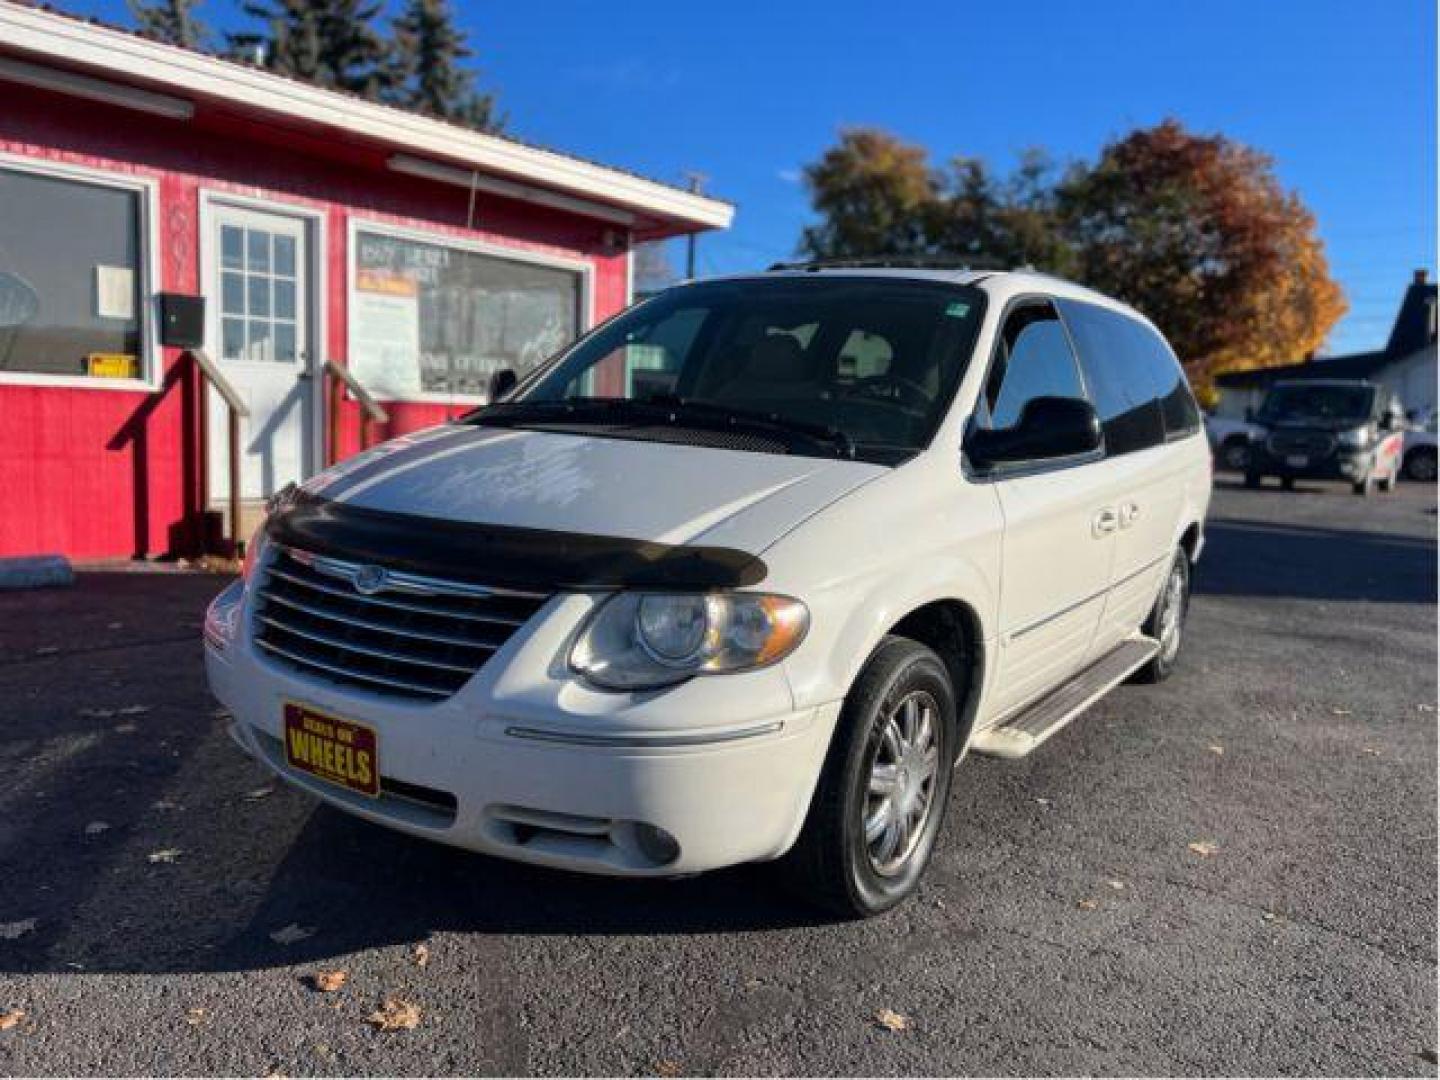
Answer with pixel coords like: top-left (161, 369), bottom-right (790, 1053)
top-left (780, 636), bottom-right (957, 918)
top-left (1405, 447), bottom-right (1437, 482)
top-left (1244, 471), bottom-right (1262, 489)
top-left (1353, 473), bottom-right (1375, 497)
top-left (1131, 550), bottom-right (1190, 684)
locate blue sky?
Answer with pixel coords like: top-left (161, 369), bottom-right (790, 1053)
top-left (73, 0), bottom-right (1438, 354)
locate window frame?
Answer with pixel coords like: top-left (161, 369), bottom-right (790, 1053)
top-left (0, 151), bottom-right (161, 391)
top-left (346, 217), bottom-right (595, 404)
top-left (963, 293), bottom-right (1104, 480)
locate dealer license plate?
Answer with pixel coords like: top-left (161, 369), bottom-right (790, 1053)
top-left (1285, 454), bottom-right (1309, 468)
top-left (283, 702), bottom-right (379, 798)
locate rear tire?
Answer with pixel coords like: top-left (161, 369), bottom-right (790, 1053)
top-left (779, 636), bottom-right (958, 919)
top-left (1131, 550), bottom-right (1190, 685)
top-left (1219, 437), bottom-right (1250, 472)
top-left (1405, 447), bottom-right (1437, 482)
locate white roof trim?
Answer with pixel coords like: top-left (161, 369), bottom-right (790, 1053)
top-left (0, 1), bottom-right (734, 232)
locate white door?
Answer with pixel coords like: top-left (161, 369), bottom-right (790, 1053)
top-left (977, 302), bottom-right (1117, 721)
top-left (207, 204), bottom-right (315, 503)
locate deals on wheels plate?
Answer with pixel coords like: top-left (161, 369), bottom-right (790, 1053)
top-left (283, 702), bottom-right (380, 798)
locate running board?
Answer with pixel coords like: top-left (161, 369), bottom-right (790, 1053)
top-left (969, 636), bottom-right (1160, 759)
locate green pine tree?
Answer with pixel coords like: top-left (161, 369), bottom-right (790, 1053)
top-left (387, 0), bottom-right (501, 131)
top-left (227, 0), bottom-right (391, 99)
top-left (127, 0), bottom-right (209, 49)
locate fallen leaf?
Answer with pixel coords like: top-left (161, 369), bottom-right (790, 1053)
top-left (412, 943), bottom-right (430, 968)
top-left (873, 1007), bottom-right (910, 1032)
top-left (366, 998), bottom-right (421, 1032)
top-left (1207, 744), bottom-right (1225, 756)
top-left (185, 1007), bottom-right (207, 1027)
top-left (242, 786), bottom-right (275, 802)
top-left (1105, 879), bottom-right (1126, 891)
top-left (0, 919), bottom-right (36, 941)
top-left (147, 848), bottom-right (182, 864)
top-left (309, 971), bottom-right (347, 993)
top-left (84, 821), bottom-right (110, 836)
top-left (1076, 898), bottom-right (1099, 911)
top-left (1187, 840), bottom-right (1220, 857)
top-left (269, 923), bottom-right (315, 945)
top-left (655, 1061), bottom-right (683, 1077)
top-left (0, 1009), bottom-right (24, 1032)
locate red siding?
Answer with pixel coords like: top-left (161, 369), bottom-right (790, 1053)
top-left (0, 83), bottom-right (630, 559)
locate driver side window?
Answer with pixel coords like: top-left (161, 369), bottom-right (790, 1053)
top-left (985, 303), bottom-right (1085, 429)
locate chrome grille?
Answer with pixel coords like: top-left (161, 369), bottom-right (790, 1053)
top-left (252, 546), bottom-right (551, 701)
top-left (1267, 430), bottom-right (1337, 457)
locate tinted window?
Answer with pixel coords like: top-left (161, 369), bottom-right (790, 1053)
top-left (1129, 319), bottom-right (1201, 437)
top-left (1057, 300), bottom-right (1167, 454)
top-left (985, 304), bottom-right (1085, 429)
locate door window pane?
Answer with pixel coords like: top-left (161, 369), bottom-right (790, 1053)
top-left (273, 279), bottom-right (296, 320)
top-left (221, 272), bottom-right (244, 316)
top-left (248, 319), bottom-right (272, 362)
top-left (987, 306), bottom-right (1085, 429)
top-left (246, 230), bottom-right (270, 273)
top-left (220, 222), bottom-right (302, 364)
top-left (351, 230), bottom-right (583, 398)
top-left (221, 317), bottom-right (245, 360)
top-left (0, 166), bottom-right (144, 379)
top-left (274, 321), bottom-right (297, 363)
top-left (221, 226), bottom-right (243, 270)
top-left (274, 234), bottom-right (296, 276)
top-left (248, 276), bottom-right (270, 318)
top-left (1056, 299), bottom-right (1167, 455)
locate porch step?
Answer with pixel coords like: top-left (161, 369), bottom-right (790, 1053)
top-left (969, 636), bottom-right (1160, 759)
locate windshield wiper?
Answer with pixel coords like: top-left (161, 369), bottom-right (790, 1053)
top-left (639, 394), bottom-right (856, 459)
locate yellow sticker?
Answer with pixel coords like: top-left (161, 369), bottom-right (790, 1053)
top-left (87, 353), bottom-right (138, 378)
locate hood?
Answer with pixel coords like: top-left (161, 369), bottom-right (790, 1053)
top-left (304, 424), bottom-right (887, 555)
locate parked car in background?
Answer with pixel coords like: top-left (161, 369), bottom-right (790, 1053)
top-left (1244, 379), bottom-right (1404, 495)
top-left (1403, 409), bottom-right (1437, 482)
top-left (1205, 413), bottom-right (1260, 471)
top-left (205, 266), bottom-right (1211, 918)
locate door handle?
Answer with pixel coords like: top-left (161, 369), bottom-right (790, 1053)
top-left (1120, 501), bottom-right (1140, 528)
top-left (1092, 507), bottom-right (1119, 536)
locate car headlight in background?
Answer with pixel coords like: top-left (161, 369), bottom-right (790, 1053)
top-left (571, 592), bottom-right (810, 691)
top-left (1337, 426), bottom-right (1371, 449)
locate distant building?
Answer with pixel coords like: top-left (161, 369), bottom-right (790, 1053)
top-left (0, 2), bottom-right (732, 562)
top-left (1213, 270), bottom-right (1438, 419)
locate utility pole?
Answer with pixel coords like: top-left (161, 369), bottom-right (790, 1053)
top-left (682, 170), bottom-right (707, 279)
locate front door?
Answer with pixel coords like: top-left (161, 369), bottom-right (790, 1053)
top-left (206, 203), bottom-right (315, 504)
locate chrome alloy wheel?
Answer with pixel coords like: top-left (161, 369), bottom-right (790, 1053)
top-left (863, 690), bottom-right (942, 877)
top-left (1157, 561), bottom-right (1186, 663)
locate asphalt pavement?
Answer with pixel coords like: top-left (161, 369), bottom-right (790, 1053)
top-left (0, 478), bottom-right (1435, 1076)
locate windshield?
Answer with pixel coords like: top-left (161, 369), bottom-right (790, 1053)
top-left (1260, 384), bottom-right (1374, 424)
top-left (467, 277), bottom-right (987, 464)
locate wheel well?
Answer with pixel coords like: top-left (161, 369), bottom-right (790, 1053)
top-left (1179, 523), bottom-right (1201, 564)
top-left (887, 600), bottom-right (983, 752)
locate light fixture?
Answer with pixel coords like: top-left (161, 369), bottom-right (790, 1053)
top-left (0, 56), bottom-right (195, 120)
top-left (388, 153), bottom-right (635, 227)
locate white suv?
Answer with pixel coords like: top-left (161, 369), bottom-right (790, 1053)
top-left (205, 266), bottom-right (1211, 917)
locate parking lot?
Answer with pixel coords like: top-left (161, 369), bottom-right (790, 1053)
top-left (0, 478), bottom-right (1435, 1076)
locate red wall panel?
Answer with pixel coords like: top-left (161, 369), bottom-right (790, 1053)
top-left (0, 84), bottom-right (631, 559)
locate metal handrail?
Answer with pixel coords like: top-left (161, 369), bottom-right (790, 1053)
top-left (188, 349), bottom-right (248, 554)
top-left (323, 360), bottom-right (389, 464)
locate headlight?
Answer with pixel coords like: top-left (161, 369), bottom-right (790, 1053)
top-left (570, 592), bottom-right (810, 691)
top-left (1337, 426), bottom-right (1370, 449)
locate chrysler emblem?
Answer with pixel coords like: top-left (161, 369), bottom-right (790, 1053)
top-left (352, 565), bottom-right (388, 595)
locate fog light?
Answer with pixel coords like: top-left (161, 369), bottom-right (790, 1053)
top-left (633, 823), bottom-right (680, 866)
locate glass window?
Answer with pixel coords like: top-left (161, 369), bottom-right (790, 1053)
top-left (985, 305), bottom-right (1085, 429)
top-left (0, 166), bottom-right (145, 380)
top-left (1057, 299), bottom-right (1167, 454)
top-left (218, 221), bottom-right (301, 364)
top-left (496, 277), bottom-right (987, 465)
top-left (351, 230), bottom-right (583, 399)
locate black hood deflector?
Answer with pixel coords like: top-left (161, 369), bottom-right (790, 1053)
top-left (264, 486), bottom-right (767, 591)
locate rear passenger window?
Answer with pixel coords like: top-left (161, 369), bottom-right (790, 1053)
top-left (985, 303), bottom-right (1085, 430)
top-left (1056, 300), bottom-right (1168, 454)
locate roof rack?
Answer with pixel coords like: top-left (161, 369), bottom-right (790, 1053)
top-left (766, 255), bottom-right (1011, 273)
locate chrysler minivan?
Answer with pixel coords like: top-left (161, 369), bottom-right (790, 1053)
top-left (205, 265), bottom-right (1211, 916)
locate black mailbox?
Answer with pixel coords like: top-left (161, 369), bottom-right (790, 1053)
top-left (158, 293), bottom-right (205, 349)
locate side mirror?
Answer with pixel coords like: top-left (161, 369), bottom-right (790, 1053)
top-left (488, 367), bottom-right (518, 402)
top-left (1381, 410), bottom-right (1400, 432)
top-left (967, 396), bottom-right (1102, 470)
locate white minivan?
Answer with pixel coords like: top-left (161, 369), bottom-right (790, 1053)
top-left (205, 265), bottom-right (1211, 916)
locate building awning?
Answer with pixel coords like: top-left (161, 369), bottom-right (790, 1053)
top-left (0, 1), bottom-right (734, 239)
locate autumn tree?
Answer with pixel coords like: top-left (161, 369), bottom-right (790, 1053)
top-left (1058, 119), bottom-right (1346, 389)
top-left (228, 0), bottom-right (391, 99)
top-left (128, 0), bottom-right (209, 49)
top-left (387, 0), bottom-right (500, 131)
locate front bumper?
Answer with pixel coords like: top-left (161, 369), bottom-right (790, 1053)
top-left (1247, 443), bottom-right (1371, 481)
top-left (204, 582), bottom-right (840, 877)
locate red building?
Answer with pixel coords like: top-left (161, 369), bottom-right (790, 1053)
top-left (0, 2), bottom-right (731, 562)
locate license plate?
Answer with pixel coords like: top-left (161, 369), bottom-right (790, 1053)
top-left (1285, 454), bottom-right (1309, 468)
top-left (283, 702), bottom-right (379, 798)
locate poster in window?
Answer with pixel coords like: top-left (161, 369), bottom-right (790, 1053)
top-left (351, 268), bottom-right (422, 398)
